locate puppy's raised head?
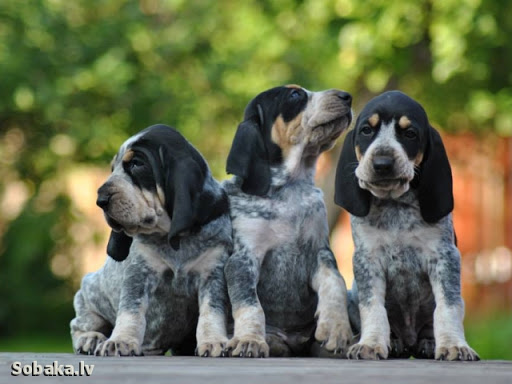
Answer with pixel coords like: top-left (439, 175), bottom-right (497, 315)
top-left (227, 85), bottom-right (353, 195)
top-left (335, 91), bottom-right (453, 223)
top-left (97, 124), bottom-right (227, 260)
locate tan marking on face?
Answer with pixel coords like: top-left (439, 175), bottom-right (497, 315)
top-left (355, 145), bottom-right (362, 162)
top-left (414, 151), bottom-right (424, 166)
top-left (285, 84), bottom-right (302, 89)
top-left (122, 149), bottom-right (134, 163)
top-left (368, 113), bottom-right (380, 127)
top-left (398, 115), bottom-right (411, 129)
top-left (271, 113), bottom-right (304, 156)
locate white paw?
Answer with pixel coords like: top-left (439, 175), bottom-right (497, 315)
top-left (226, 336), bottom-right (269, 358)
top-left (315, 319), bottom-right (353, 356)
top-left (435, 344), bottom-right (480, 361)
top-left (348, 342), bottom-right (389, 360)
top-left (196, 338), bottom-right (228, 357)
top-left (95, 337), bottom-right (142, 357)
top-left (74, 332), bottom-right (107, 355)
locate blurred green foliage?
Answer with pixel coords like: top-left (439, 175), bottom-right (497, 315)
top-left (0, 0), bottom-right (511, 355)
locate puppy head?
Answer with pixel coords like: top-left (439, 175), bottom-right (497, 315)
top-left (98, 124), bottom-right (226, 260)
top-left (335, 91), bottom-right (453, 222)
top-left (226, 85), bottom-right (352, 195)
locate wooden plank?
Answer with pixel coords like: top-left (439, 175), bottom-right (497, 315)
top-left (1, 353), bottom-right (511, 384)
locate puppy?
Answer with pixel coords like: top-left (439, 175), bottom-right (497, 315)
top-left (223, 85), bottom-right (353, 357)
top-left (335, 91), bottom-right (479, 361)
top-left (70, 124), bottom-right (232, 357)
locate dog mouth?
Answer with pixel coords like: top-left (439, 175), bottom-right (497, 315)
top-left (359, 176), bottom-right (412, 199)
top-left (313, 112), bottom-right (352, 132)
top-left (104, 215), bottom-right (125, 232)
top-left (368, 178), bottom-right (409, 188)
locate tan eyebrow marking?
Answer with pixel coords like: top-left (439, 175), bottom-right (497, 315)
top-left (368, 113), bottom-right (380, 127)
top-left (398, 115), bottom-right (411, 129)
top-left (122, 149), bottom-right (134, 163)
top-left (285, 84), bottom-right (302, 89)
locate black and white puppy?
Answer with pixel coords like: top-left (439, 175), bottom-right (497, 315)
top-left (223, 85), bottom-right (353, 357)
top-left (335, 91), bottom-right (479, 361)
top-left (70, 124), bottom-right (232, 357)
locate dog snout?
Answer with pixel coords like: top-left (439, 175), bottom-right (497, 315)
top-left (372, 155), bottom-right (395, 174)
top-left (96, 185), bottom-right (112, 209)
top-left (336, 91), bottom-right (352, 106)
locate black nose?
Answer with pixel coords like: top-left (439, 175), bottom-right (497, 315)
top-left (372, 155), bottom-right (395, 174)
top-left (96, 189), bottom-right (111, 209)
top-left (336, 91), bottom-right (352, 106)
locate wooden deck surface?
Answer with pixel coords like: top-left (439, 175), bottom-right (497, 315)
top-left (1, 353), bottom-right (511, 384)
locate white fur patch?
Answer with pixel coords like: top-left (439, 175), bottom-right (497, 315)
top-left (110, 311), bottom-right (146, 344)
top-left (233, 217), bottom-right (294, 264)
top-left (358, 280), bottom-right (390, 351)
top-left (196, 296), bottom-right (228, 346)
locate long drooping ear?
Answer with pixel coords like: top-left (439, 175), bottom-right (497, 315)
top-left (334, 130), bottom-right (372, 217)
top-left (226, 111), bottom-right (270, 196)
top-left (106, 231), bottom-right (133, 262)
top-left (165, 158), bottom-right (203, 249)
top-left (417, 126), bottom-right (454, 223)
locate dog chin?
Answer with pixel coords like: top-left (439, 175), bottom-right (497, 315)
top-left (359, 179), bottom-right (411, 199)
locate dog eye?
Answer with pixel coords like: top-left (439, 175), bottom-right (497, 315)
top-left (289, 90), bottom-right (301, 100)
top-left (404, 129), bottom-right (417, 139)
top-left (361, 125), bottom-right (373, 136)
top-left (129, 158), bottom-right (144, 170)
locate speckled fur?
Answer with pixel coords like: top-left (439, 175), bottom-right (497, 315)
top-left (224, 86), bottom-right (353, 358)
top-left (70, 126), bottom-right (232, 357)
top-left (348, 191), bottom-right (463, 359)
top-left (336, 92), bottom-right (479, 361)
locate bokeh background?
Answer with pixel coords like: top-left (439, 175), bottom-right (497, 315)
top-left (0, 0), bottom-right (511, 359)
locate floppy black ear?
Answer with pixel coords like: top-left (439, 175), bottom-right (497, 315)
top-left (417, 126), bottom-right (454, 223)
top-left (106, 231), bottom-right (133, 262)
top-left (334, 130), bottom-right (372, 217)
top-left (226, 112), bottom-right (270, 196)
top-left (165, 158), bottom-right (203, 249)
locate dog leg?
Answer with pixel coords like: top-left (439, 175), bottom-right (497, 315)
top-left (429, 246), bottom-right (479, 361)
top-left (70, 289), bottom-right (111, 355)
top-left (310, 249), bottom-right (353, 357)
top-left (224, 253), bottom-right (269, 358)
top-left (95, 261), bottom-right (154, 357)
top-left (196, 263), bottom-right (229, 358)
top-left (347, 253), bottom-right (390, 360)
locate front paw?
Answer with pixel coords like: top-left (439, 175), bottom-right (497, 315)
top-left (413, 338), bottom-right (435, 359)
top-left (348, 342), bottom-right (389, 360)
top-left (226, 336), bottom-right (269, 358)
top-left (435, 344), bottom-right (480, 361)
top-left (196, 338), bottom-right (228, 357)
top-left (315, 320), bottom-right (353, 357)
top-left (94, 337), bottom-right (143, 357)
top-left (75, 332), bottom-right (107, 355)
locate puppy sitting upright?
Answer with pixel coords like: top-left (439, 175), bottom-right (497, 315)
top-left (224, 85), bottom-right (353, 357)
top-left (71, 124), bottom-right (232, 357)
top-left (335, 91), bottom-right (479, 361)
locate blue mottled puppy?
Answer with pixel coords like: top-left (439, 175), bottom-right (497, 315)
top-left (335, 91), bottom-right (479, 361)
top-left (223, 85), bottom-right (353, 357)
top-left (71, 124), bottom-right (232, 357)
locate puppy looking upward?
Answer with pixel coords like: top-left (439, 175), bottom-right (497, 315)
top-left (335, 91), bottom-right (479, 361)
top-left (224, 85), bottom-right (353, 357)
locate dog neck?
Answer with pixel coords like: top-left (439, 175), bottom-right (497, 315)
top-left (269, 144), bottom-right (316, 190)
